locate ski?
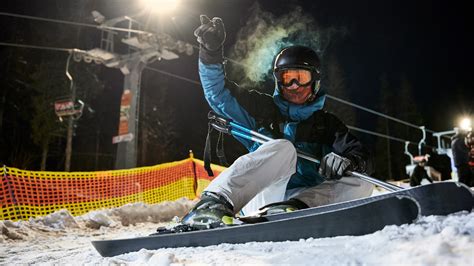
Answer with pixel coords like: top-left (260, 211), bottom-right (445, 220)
top-left (92, 195), bottom-right (419, 257)
top-left (241, 181), bottom-right (473, 223)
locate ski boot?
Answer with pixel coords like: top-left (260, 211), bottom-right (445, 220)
top-left (180, 191), bottom-right (235, 230)
top-left (257, 198), bottom-right (309, 216)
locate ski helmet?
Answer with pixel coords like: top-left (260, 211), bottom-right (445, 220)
top-left (273, 46), bottom-right (321, 102)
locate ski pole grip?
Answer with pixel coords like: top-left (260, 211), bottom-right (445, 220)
top-left (208, 111), bottom-right (231, 126)
top-left (210, 121), bottom-right (231, 134)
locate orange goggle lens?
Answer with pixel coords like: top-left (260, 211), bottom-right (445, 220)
top-left (279, 69), bottom-right (313, 86)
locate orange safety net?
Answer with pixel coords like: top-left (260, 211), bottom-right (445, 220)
top-left (0, 158), bottom-right (224, 221)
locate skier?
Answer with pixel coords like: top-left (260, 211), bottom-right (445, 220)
top-left (452, 130), bottom-right (473, 186)
top-left (183, 15), bottom-right (374, 228)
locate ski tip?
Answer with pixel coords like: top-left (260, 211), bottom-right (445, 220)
top-left (395, 195), bottom-right (421, 221)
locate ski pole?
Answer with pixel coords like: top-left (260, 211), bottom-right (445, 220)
top-left (208, 112), bottom-right (328, 163)
top-left (208, 112), bottom-right (403, 192)
top-left (230, 126), bottom-right (402, 191)
top-left (346, 171), bottom-right (402, 191)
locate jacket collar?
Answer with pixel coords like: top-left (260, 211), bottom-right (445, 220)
top-left (273, 86), bottom-right (326, 121)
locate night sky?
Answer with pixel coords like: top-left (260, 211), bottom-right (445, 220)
top-left (0, 0), bottom-right (473, 170)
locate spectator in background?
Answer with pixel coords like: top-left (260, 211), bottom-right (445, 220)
top-left (426, 148), bottom-right (452, 181)
top-left (468, 132), bottom-right (474, 171)
top-left (410, 155), bottom-right (434, 186)
top-left (451, 131), bottom-right (473, 187)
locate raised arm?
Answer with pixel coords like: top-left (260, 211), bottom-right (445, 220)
top-left (194, 15), bottom-right (260, 149)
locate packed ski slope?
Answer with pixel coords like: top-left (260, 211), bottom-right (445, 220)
top-left (1, 193), bottom-right (473, 265)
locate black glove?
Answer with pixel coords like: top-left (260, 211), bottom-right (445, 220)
top-left (319, 152), bottom-right (353, 180)
top-left (194, 15), bottom-right (226, 64)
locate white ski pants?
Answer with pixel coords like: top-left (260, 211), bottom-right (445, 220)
top-left (204, 139), bottom-right (374, 215)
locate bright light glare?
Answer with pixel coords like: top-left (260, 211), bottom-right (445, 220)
top-left (459, 117), bottom-right (472, 131)
top-left (142, 0), bottom-right (180, 13)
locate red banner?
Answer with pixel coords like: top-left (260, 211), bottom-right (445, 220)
top-left (54, 99), bottom-right (75, 117)
top-left (118, 89), bottom-right (132, 136)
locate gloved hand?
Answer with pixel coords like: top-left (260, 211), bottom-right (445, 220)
top-left (194, 15), bottom-right (226, 64)
top-left (319, 152), bottom-right (353, 180)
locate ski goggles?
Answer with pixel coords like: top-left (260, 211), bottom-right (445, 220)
top-left (275, 69), bottom-right (319, 87)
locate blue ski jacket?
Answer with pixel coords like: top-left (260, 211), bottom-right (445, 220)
top-left (199, 60), bottom-right (371, 190)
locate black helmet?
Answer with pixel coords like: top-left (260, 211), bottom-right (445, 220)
top-left (273, 46), bottom-right (321, 101)
top-left (273, 46), bottom-right (320, 78)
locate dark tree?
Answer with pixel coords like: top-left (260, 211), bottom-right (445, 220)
top-left (374, 74), bottom-right (394, 180)
top-left (324, 54), bottom-right (356, 126)
top-left (139, 73), bottom-right (181, 165)
top-left (30, 60), bottom-right (69, 170)
top-left (374, 74), bottom-right (424, 181)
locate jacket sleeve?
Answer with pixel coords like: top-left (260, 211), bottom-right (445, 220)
top-left (199, 60), bottom-right (272, 149)
top-left (325, 112), bottom-right (373, 174)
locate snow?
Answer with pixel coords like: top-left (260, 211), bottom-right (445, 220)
top-left (1, 196), bottom-right (473, 265)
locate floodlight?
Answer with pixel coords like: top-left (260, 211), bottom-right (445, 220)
top-left (459, 117), bottom-right (472, 131)
top-left (141, 0), bottom-right (180, 13)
